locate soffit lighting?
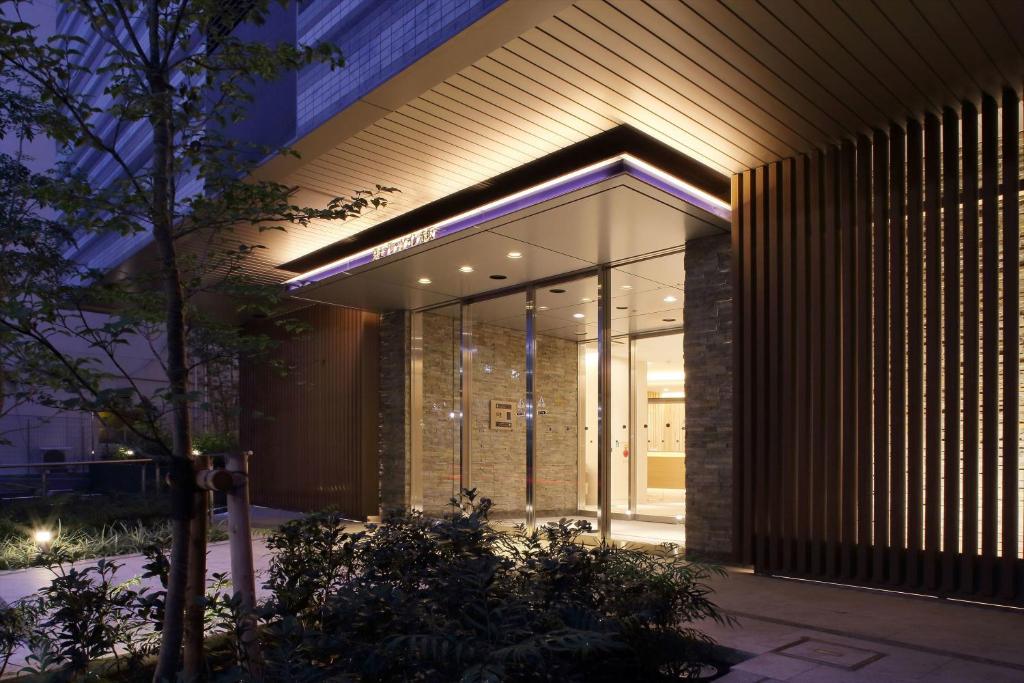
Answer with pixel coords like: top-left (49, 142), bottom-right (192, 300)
top-left (663, 295), bottom-right (678, 303)
top-left (417, 277), bottom-right (432, 285)
top-left (573, 313), bottom-right (585, 319)
top-left (506, 251), bottom-right (523, 259)
top-left (490, 274), bottom-right (508, 280)
top-left (285, 154), bottom-right (730, 289)
top-left (621, 284), bottom-right (632, 290)
top-left (581, 297), bottom-right (592, 303)
top-left (538, 305), bottom-right (549, 311)
top-left (459, 265), bottom-right (474, 273)
top-left (550, 288), bottom-right (566, 294)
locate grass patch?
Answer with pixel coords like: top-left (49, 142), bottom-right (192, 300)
top-left (0, 493), bottom-right (227, 570)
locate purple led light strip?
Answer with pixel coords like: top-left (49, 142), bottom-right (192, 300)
top-left (288, 157), bottom-right (729, 290)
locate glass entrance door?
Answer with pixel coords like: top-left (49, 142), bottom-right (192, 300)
top-left (409, 248), bottom-right (688, 544)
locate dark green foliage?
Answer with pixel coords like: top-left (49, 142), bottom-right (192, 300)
top-left (259, 492), bottom-right (729, 682)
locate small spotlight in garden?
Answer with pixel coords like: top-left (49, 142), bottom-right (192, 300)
top-left (32, 529), bottom-right (53, 550)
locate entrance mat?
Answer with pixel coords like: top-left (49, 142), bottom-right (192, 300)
top-left (773, 637), bottom-right (885, 670)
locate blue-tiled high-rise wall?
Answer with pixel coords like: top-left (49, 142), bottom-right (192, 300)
top-left (295, 0), bottom-right (504, 136)
top-left (58, 0), bottom-right (506, 272)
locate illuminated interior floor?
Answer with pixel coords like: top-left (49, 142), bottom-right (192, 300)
top-left (497, 515), bottom-right (685, 546)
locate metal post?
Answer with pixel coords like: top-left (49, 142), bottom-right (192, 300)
top-left (460, 302), bottom-right (473, 492)
top-left (628, 336), bottom-right (637, 518)
top-left (410, 312), bottom-right (424, 510)
top-left (525, 286), bottom-right (537, 534)
top-left (225, 450), bottom-right (262, 678)
top-left (597, 266), bottom-right (612, 542)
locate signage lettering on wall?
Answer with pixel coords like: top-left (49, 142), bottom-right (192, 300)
top-left (371, 227), bottom-right (439, 261)
top-left (490, 400), bottom-right (514, 431)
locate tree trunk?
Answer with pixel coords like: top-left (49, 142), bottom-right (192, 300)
top-left (146, 1), bottom-right (203, 679)
top-left (155, 460), bottom-right (194, 680)
top-left (183, 458), bottom-right (211, 678)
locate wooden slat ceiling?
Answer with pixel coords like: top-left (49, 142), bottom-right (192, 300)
top-left (246, 0), bottom-right (1024, 284)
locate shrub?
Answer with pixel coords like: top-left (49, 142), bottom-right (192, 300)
top-left (260, 491), bottom-right (729, 681)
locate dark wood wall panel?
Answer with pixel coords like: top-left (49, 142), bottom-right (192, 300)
top-left (240, 305), bottom-right (380, 518)
top-left (1000, 88), bottom-right (1020, 601)
top-left (732, 89), bottom-right (1023, 606)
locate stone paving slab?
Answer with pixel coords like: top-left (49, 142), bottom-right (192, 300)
top-left (700, 567), bottom-right (1024, 682)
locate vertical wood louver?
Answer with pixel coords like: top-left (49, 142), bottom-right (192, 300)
top-left (733, 87), bottom-right (1024, 605)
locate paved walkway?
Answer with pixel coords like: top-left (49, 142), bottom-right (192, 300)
top-left (702, 568), bottom-right (1024, 682)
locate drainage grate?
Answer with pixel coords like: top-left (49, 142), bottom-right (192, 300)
top-left (774, 637), bottom-right (885, 670)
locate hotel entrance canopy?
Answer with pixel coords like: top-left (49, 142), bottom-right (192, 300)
top-left (282, 127), bottom-right (730, 314)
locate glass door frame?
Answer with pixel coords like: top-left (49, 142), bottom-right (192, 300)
top-left (409, 249), bottom-right (684, 542)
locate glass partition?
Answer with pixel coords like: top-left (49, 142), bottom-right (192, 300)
top-left (532, 275), bottom-right (596, 528)
top-left (464, 291), bottom-right (527, 520)
top-left (412, 304), bottom-right (462, 514)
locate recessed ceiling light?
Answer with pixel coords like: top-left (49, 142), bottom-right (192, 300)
top-left (417, 277), bottom-right (432, 285)
top-left (616, 306), bottom-right (628, 310)
top-left (506, 251), bottom-right (523, 259)
top-left (538, 305), bottom-right (549, 311)
top-left (580, 297), bottom-right (592, 303)
top-left (662, 318), bottom-right (676, 322)
top-left (663, 295), bottom-right (678, 303)
top-left (459, 265), bottom-right (474, 273)
top-left (573, 313), bottom-right (585, 319)
top-left (489, 274), bottom-right (508, 280)
top-left (621, 285), bottom-right (632, 290)
top-left (549, 288), bottom-right (566, 294)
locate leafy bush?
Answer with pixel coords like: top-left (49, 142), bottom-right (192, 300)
top-left (260, 491), bottom-right (729, 681)
top-left (9, 547), bottom-right (240, 681)
top-left (192, 432), bottom-right (239, 456)
top-left (4, 492), bottom-right (729, 681)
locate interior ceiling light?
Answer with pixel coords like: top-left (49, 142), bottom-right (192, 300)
top-left (550, 288), bottom-right (566, 294)
top-left (621, 284), bottom-right (633, 290)
top-left (459, 265), bottom-right (474, 273)
top-left (538, 305), bottom-right (550, 311)
top-left (663, 295), bottom-right (678, 303)
top-left (573, 313), bottom-right (585, 319)
top-left (506, 251), bottom-right (523, 259)
top-left (662, 318), bottom-right (676, 322)
top-left (490, 274), bottom-right (508, 280)
top-left (581, 297), bottom-right (592, 303)
top-left (616, 306), bottom-right (628, 310)
top-left (417, 277), bottom-right (432, 285)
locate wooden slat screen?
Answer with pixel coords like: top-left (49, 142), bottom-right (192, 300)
top-left (733, 88), bottom-right (1024, 605)
top-left (239, 305), bottom-right (380, 518)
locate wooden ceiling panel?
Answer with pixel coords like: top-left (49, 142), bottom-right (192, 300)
top-left (507, 32), bottom-right (740, 171)
top-left (947, 0), bottom-right (1024, 90)
top-left (577, 1), bottom-right (812, 154)
top-left (542, 10), bottom-right (779, 163)
top-left (871, 0), bottom-right (979, 103)
top-left (258, 0), bottom-right (1021, 286)
top-left (664, 0), bottom-right (865, 137)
